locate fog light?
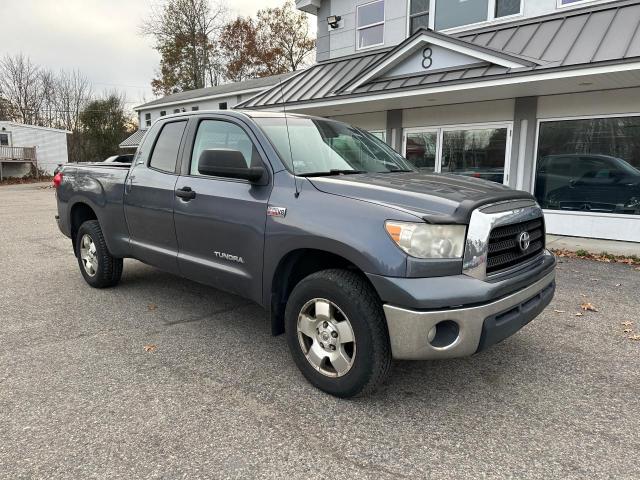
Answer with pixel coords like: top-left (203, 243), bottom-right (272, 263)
top-left (429, 320), bottom-right (460, 348)
top-left (428, 326), bottom-right (437, 343)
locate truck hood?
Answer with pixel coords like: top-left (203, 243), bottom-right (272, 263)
top-left (307, 172), bottom-right (534, 224)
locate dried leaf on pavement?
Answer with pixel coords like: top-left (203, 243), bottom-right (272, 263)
top-left (621, 321), bottom-right (633, 327)
top-left (629, 335), bottom-right (640, 341)
top-left (623, 329), bottom-right (633, 334)
top-left (575, 312), bottom-right (584, 317)
top-left (147, 304), bottom-right (158, 311)
top-left (554, 310), bottom-right (566, 313)
top-left (580, 302), bottom-right (598, 312)
top-left (144, 344), bottom-right (157, 352)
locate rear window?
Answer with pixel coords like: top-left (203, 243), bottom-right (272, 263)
top-left (148, 121), bottom-right (187, 173)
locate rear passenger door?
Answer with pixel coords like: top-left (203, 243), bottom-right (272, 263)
top-left (124, 120), bottom-right (187, 274)
top-left (173, 116), bottom-right (272, 303)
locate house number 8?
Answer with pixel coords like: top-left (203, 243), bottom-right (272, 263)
top-left (422, 47), bottom-right (433, 69)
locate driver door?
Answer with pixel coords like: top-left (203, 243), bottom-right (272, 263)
top-left (173, 117), bottom-right (271, 304)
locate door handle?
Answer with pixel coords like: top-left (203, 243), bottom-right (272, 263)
top-left (175, 186), bottom-right (196, 200)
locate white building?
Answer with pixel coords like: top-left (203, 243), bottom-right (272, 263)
top-left (0, 122), bottom-right (69, 179)
top-left (132, 0), bottom-right (640, 243)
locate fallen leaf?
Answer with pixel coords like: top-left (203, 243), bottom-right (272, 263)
top-left (144, 344), bottom-right (157, 352)
top-left (575, 312), bottom-right (584, 317)
top-left (615, 284), bottom-right (622, 287)
top-left (580, 294), bottom-right (587, 297)
top-left (623, 329), bottom-right (633, 333)
top-left (554, 310), bottom-right (566, 313)
top-left (581, 302), bottom-right (598, 312)
top-left (629, 335), bottom-right (640, 341)
top-left (621, 321), bottom-right (633, 327)
top-left (147, 304), bottom-right (157, 311)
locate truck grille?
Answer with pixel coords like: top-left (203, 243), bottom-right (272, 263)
top-left (486, 218), bottom-right (545, 275)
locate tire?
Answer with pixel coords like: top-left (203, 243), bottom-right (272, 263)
top-left (285, 269), bottom-right (391, 398)
top-left (76, 220), bottom-right (123, 288)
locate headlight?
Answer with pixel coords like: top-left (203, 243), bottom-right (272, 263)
top-left (385, 221), bottom-right (466, 259)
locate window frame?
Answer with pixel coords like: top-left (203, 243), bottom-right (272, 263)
top-left (182, 115), bottom-right (271, 184)
top-left (146, 119), bottom-right (188, 175)
top-left (144, 112), bottom-right (151, 127)
top-left (356, 0), bottom-right (386, 51)
top-left (556, 0), bottom-right (612, 9)
top-left (532, 113), bottom-right (640, 217)
top-left (415, 0), bottom-right (523, 36)
top-left (403, 121), bottom-right (514, 185)
top-left (407, 0), bottom-right (431, 35)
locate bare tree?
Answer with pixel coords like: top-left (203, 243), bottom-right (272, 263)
top-left (55, 69), bottom-right (93, 132)
top-left (0, 54), bottom-right (48, 125)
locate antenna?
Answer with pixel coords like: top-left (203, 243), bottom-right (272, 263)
top-left (277, 76), bottom-right (300, 198)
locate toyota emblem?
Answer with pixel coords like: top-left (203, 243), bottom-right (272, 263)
top-left (518, 231), bottom-right (531, 252)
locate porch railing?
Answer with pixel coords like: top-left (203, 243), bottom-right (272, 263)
top-left (0, 146), bottom-right (37, 162)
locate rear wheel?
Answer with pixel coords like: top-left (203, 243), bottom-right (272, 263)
top-left (76, 220), bottom-right (123, 288)
top-left (285, 269), bottom-right (391, 398)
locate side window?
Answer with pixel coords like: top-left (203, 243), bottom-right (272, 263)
top-left (148, 121), bottom-right (187, 173)
top-left (190, 120), bottom-right (259, 176)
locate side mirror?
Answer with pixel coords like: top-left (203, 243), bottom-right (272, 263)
top-left (198, 149), bottom-right (265, 183)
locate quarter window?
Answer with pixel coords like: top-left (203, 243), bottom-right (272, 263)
top-left (356, 0), bottom-right (385, 49)
top-left (190, 120), bottom-right (259, 176)
top-left (148, 121), bottom-right (187, 173)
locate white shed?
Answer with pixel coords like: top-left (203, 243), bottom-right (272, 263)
top-left (0, 122), bottom-right (70, 178)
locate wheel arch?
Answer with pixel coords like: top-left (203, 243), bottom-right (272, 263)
top-left (69, 201), bottom-right (98, 256)
top-left (267, 248), bottom-right (379, 336)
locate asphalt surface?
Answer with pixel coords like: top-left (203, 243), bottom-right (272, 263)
top-left (0, 182), bottom-right (639, 479)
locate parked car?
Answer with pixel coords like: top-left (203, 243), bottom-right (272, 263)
top-left (536, 154), bottom-right (640, 214)
top-left (104, 154), bottom-right (134, 164)
top-left (54, 111), bottom-right (556, 397)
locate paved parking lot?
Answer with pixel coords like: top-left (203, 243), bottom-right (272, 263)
top-left (0, 182), bottom-right (639, 479)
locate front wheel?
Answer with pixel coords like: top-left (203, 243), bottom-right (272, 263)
top-left (76, 220), bottom-right (123, 288)
top-left (285, 269), bottom-right (391, 398)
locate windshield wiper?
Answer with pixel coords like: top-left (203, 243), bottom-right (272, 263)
top-left (384, 168), bottom-right (414, 173)
top-left (298, 169), bottom-right (366, 177)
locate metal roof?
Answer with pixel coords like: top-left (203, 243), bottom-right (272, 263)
top-left (136, 72), bottom-right (297, 110)
top-left (119, 129), bottom-right (147, 149)
top-left (239, 0), bottom-right (640, 109)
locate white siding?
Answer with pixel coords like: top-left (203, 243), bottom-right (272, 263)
top-left (403, 99), bottom-right (515, 128)
top-left (0, 123), bottom-right (68, 176)
top-left (138, 92), bottom-right (257, 128)
top-left (329, 111), bottom-right (386, 130)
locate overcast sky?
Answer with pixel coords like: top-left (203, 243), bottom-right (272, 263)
top-left (0, 0), bottom-right (315, 110)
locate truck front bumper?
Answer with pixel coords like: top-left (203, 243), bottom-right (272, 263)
top-left (382, 270), bottom-right (555, 360)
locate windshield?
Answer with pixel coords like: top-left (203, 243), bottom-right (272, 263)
top-left (254, 117), bottom-right (415, 176)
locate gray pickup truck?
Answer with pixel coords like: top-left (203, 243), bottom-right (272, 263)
top-left (55, 111), bottom-right (556, 397)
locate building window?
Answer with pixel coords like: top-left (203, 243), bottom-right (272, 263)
top-left (160, 111), bottom-right (166, 117)
top-left (495, 0), bottom-right (521, 17)
top-left (0, 133), bottom-right (9, 146)
top-left (218, 102), bottom-right (228, 110)
top-left (535, 116), bottom-right (640, 216)
top-left (192, 106), bottom-right (199, 111)
top-left (434, 0), bottom-right (521, 30)
top-left (174, 109), bottom-right (181, 114)
top-left (409, 0), bottom-right (430, 34)
top-left (356, 0), bottom-right (385, 50)
top-left (404, 123), bottom-right (511, 184)
top-left (557, 0), bottom-right (603, 6)
top-left (145, 113), bottom-right (151, 127)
